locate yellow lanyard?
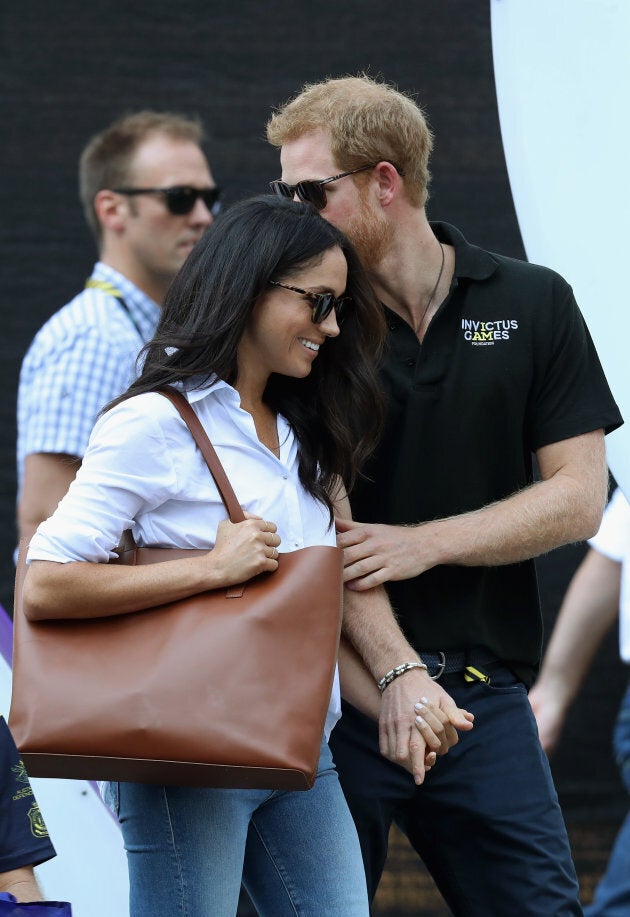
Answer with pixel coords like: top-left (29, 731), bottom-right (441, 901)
top-left (85, 278), bottom-right (125, 298)
top-left (85, 278), bottom-right (143, 340)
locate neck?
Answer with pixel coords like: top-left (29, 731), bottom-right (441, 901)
top-left (98, 248), bottom-right (169, 306)
top-left (368, 211), bottom-right (452, 338)
top-left (233, 366), bottom-right (268, 413)
top-left (234, 378), bottom-right (279, 457)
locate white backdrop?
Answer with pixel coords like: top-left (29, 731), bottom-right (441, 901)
top-left (491, 0), bottom-right (630, 496)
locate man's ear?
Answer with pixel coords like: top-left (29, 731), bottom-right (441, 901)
top-left (372, 161), bottom-right (401, 207)
top-left (94, 189), bottom-right (129, 235)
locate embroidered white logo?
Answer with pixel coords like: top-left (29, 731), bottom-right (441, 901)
top-left (461, 318), bottom-right (518, 345)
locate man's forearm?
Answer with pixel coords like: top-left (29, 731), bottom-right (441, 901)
top-left (341, 583), bottom-right (420, 681)
top-left (337, 635), bottom-right (382, 719)
top-left (426, 482), bottom-right (594, 569)
top-left (339, 431), bottom-right (608, 592)
top-left (536, 548), bottom-right (620, 708)
top-left (335, 485), bottom-right (421, 676)
top-left (425, 430), bottom-right (608, 569)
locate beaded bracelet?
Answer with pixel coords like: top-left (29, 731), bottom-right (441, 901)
top-left (377, 661), bottom-right (428, 694)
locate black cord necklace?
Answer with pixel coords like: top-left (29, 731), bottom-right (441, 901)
top-left (414, 241), bottom-right (445, 335)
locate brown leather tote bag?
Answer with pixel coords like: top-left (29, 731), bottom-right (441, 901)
top-left (9, 387), bottom-right (343, 790)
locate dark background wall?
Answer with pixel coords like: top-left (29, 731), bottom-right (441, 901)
top-left (1, 0), bottom-right (626, 891)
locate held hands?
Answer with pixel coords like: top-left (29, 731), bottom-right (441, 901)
top-left (336, 518), bottom-right (438, 591)
top-left (379, 669), bottom-right (474, 785)
top-left (208, 513), bottom-right (281, 586)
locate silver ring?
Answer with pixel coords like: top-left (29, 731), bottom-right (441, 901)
top-left (272, 547), bottom-right (278, 559)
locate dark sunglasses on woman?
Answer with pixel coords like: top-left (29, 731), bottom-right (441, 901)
top-left (269, 280), bottom-right (350, 325)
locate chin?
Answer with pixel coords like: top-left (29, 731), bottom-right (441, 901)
top-left (287, 363), bottom-right (313, 379)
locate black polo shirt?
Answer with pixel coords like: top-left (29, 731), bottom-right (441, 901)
top-left (351, 222), bottom-right (622, 685)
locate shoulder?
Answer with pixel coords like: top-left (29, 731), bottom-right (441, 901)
top-left (469, 249), bottom-right (581, 334)
top-left (93, 392), bottom-right (193, 445)
top-left (489, 250), bottom-right (572, 292)
top-left (24, 289), bottom-right (139, 358)
top-left (439, 222), bottom-right (574, 300)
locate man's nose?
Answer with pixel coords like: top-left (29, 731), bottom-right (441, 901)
top-left (188, 197), bottom-right (213, 227)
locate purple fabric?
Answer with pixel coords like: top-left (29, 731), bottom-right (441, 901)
top-left (0, 605), bottom-right (12, 667)
top-left (0, 894), bottom-right (72, 914)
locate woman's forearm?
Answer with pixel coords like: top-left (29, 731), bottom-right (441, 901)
top-left (23, 555), bottom-right (214, 621)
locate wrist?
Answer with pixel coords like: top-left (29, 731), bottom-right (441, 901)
top-left (534, 671), bottom-right (575, 712)
top-left (422, 517), bottom-right (457, 566)
top-left (378, 661), bottom-right (429, 694)
top-left (193, 552), bottom-right (226, 592)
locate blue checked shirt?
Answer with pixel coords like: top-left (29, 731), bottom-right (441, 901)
top-left (17, 262), bottom-right (160, 498)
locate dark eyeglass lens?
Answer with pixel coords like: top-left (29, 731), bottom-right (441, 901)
top-left (296, 182), bottom-right (326, 210)
top-left (165, 188), bottom-right (220, 215)
top-left (335, 300), bottom-right (347, 322)
top-left (311, 294), bottom-right (339, 324)
top-left (201, 189), bottom-right (220, 212)
top-left (269, 181), bottom-right (293, 199)
top-left (269, 180), bottom-right (326, 210)
top-left (311, 299), bottom-right (326, 323)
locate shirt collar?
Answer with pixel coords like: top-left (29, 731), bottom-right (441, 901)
top-left (429, 221), bottom-right (499, 281)
top-left (178, 376), bottom-right (236, 406)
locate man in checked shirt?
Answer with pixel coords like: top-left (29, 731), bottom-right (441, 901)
top-left (17, 111), bottom-right (219, 542)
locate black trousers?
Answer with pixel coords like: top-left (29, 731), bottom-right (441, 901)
top-left (329, 665), bottom-right (583, 917)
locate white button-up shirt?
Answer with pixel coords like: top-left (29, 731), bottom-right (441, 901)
top-left (28, 380), bottom-right (341, 736)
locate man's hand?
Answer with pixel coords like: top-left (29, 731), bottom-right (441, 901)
top-left (336, 517), bottom-right (438, 591)
top-left (379, 668), bottom-right (474, 785)
top-left (528, 681), bottom-right (567, 755)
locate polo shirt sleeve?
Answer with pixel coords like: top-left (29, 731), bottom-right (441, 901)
top-left (0, 717), bottom-right (56, 871)
top-left (528, 273), bottom-right (622, 449)
top-left (19, 326), bottom-right (141, 460)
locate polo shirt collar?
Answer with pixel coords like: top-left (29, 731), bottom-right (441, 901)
top-left (430, 221), bottom-right (499, 282)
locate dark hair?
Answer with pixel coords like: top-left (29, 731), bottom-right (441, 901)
top-left (113, 195), bottom-right (386, 518)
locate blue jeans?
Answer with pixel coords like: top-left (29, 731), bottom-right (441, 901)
top-left (585, 680), bottom-right (630, 916)
top-left (329, 663), bottom-right (583, 916)
top-left (104, 739), bottom-right (368, 916)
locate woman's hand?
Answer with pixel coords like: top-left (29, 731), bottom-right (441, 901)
top-left (208, 513), bottom-right (281, 586)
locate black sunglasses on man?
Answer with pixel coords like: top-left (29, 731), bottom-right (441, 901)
top-left (269, 161), bottom-right (404, 211)
top-left (113, 185), bottom-right (222, 216)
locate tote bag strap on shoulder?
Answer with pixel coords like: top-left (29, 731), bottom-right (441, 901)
top-left (154, 386), bottom-right (245, 524)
